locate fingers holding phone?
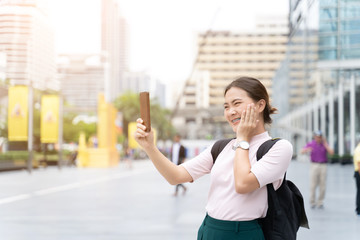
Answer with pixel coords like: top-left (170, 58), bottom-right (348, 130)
top-left (134, 118), bottom-right (154, 149)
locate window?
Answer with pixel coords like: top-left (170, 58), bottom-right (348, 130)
top-left (340, 6), bottom-right (360, 18)
top-left (340, 19), bottom-right (360, 31)
top-left (320, 0), bottom-right (338, 7)
top-left (320, 8), bottom-right (338, 20)
top-left (319, 50), bottom-right (337, 60)
top-left (186, 118), bottom-right (196, 123)
top-left (340, 48), bottom-right (360, 59)
top-left (319, 35), bottom-right (337, 47)
top-left (319, 21), bottom-right (338, 33)
top-left (340, 33), bottom-right (360, 47)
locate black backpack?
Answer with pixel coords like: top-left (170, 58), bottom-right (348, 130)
top-left (211, 138), bottom-right (309, 240)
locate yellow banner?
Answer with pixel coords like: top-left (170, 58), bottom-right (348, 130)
top-left (8, 86), bottom-right (28, 141)
top-left (41, 95), bottom-right (59, 143)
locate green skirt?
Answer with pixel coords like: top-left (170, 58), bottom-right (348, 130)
top-left (197, 214), bottom-right (265, 240)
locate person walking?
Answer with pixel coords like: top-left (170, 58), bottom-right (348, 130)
top-left (134, 76), bottom-right (293, 240)
top-left (353, 142), bottom-right (360, 218)
top-left (171, 133), bottom-right (187, 196)
top-left (301, 130), bottom-right (334, 209)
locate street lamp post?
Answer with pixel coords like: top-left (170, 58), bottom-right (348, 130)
top-left (58, 95), bottom-right (63, 169)
top-left (27, 84), bottom-right (33, 173)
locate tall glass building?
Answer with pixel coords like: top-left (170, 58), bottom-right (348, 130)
top-left (319, 0), bottom-right (360, 60)
top-left (273, 0), bottom-right (360, 159)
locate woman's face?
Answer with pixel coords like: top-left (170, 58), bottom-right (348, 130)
top-left (224, 87), bottom-right (257, 132)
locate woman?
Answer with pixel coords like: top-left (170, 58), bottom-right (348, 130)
top-left (134, 76), bottom-right (293, 240)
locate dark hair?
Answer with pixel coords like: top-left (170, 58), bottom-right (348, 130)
top-left (224, 76), bottom-right (277, 124)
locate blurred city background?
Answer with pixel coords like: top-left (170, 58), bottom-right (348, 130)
top-left (0, 0), bottom-right (360, 239)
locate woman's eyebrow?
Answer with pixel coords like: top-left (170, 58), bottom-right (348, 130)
top-left (231, 98), bottom-right (242, 104)
top-left (232, 98), bottom-right (242, 102)
top-left (224, 98), bottom-right (242, 106)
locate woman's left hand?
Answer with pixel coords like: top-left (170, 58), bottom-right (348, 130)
top-left (236, 103), bottom-right (259, 141)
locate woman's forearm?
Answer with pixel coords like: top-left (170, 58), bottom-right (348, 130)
top-left (144, 146), bottom-right (192, 185)
top-left (233, 148), bottom-right (259, 194)
top-left (134, 118), bottom-right (191, 185)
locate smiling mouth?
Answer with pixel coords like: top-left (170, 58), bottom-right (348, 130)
top-left (231, 117), bottom-right (241, 123)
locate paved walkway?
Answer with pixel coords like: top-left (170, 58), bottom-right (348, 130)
top-left (0, 159), bottom-right (359, 239)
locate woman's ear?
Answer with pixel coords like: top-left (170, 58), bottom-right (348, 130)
top-left (257, 99), bottom-right (266, 113)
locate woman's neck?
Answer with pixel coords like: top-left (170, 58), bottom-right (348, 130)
top-left (251, 121), bottom-right (267, 138)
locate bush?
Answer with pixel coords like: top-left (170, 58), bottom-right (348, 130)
top-left (328, 154), bottom-right (340, 164)
top-left (0, 151), bottom-right (29, 161)
top-left (340, 154), bottom-right (353, 165)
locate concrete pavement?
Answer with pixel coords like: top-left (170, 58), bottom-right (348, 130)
top-left (0, 159), bottom-right (359, 239)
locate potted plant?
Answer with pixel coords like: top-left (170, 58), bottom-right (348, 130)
top-left (328, 154), bottom-right (340, 164)
top-left (340, 154), bottom-right (353, 165)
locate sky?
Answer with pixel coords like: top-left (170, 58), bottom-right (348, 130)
top-left (49, 0), bottom-right (289, 85)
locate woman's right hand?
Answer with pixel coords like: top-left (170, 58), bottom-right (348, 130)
top-left (236, 103), bottom-right (258, 141)
top-left (134, 118), bottom-right (155, 150)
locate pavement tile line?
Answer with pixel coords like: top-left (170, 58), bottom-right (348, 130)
top-left (0, 168), bottom-right (148, 206)
top-left (0, 194), bottom-right (32, 205)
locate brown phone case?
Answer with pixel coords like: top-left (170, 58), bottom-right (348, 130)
top-left (139, 92), bottom-right (151, 132)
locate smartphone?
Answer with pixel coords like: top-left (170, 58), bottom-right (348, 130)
top-left (139, 92), bottom-right (151, 132)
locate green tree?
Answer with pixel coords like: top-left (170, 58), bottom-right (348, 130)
top-left (113, 91), bottom-right (175, 141)
top-left (63, 113), bottom-right (97, 143)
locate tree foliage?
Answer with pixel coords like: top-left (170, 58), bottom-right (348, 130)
top-left (63, 113), bottom-right (97, 143)
top-left (113, 91), bottom-right (175, 140)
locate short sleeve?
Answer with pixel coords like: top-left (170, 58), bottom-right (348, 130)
top-left (181, 145), bottom-right (214, 181)
top-left (251, 139), bottom-right (293, 188)
top-left (354, 146), bottom-right (360, 163)
top-left (304, 141), bottom-right (313, 149)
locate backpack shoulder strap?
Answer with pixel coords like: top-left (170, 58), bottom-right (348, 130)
top-left (256, 138), bottom-right (284, 214)
top-left (211, 138), bottom-right (234, 164)
top-left (256, 138), bottom-right (283, 190)
top-left (256, 138), bottom-right (281, 161)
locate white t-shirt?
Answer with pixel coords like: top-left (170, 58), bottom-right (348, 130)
top-left (181, 131), bottom-right (293, 221)
top-left (172, 143), bottom-right (181, 165)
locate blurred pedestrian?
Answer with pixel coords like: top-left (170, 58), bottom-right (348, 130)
top-left (353, 142), bottom-right (360, 218)
top-left (171, 134), bottom-right (187, 196)
top-left (301, 130), bottom-right (334, 209)
top-left (123, 145), bottom-right (133, 169)
top-left (134, 77), bottom-right (293, 239)
top-left (69, 150), bottom-right (78, 166)
top-left (89, 135), bottom-right (98, 148)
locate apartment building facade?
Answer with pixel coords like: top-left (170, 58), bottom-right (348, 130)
top-left (57, 54), bottom-right (106, 113)
top-left (173, 16), bottom-right (289, 139)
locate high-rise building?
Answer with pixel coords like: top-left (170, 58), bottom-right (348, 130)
top-left (273, 0), bottom-right (360, 158)
top-left (101, 0), bottom-right (129, 101)
top-left (195, 19), bottom-right (288, 106)
top-left (173, 15), bottom-right (288, 139)
top-left (57, 54), bottom-right (106, 113)
top-left (122, 71), bottom-right (166, 107)
top-left (272, 0), bottom-right (319, 116)
top-left (118, 16), bottom-right (129, 87)
top-left (318, 0), bottom-right (360, 61)
top-left (0, 0), bottom-right (58, 90)
top-left (0, 51), bottom-right (5, 82)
